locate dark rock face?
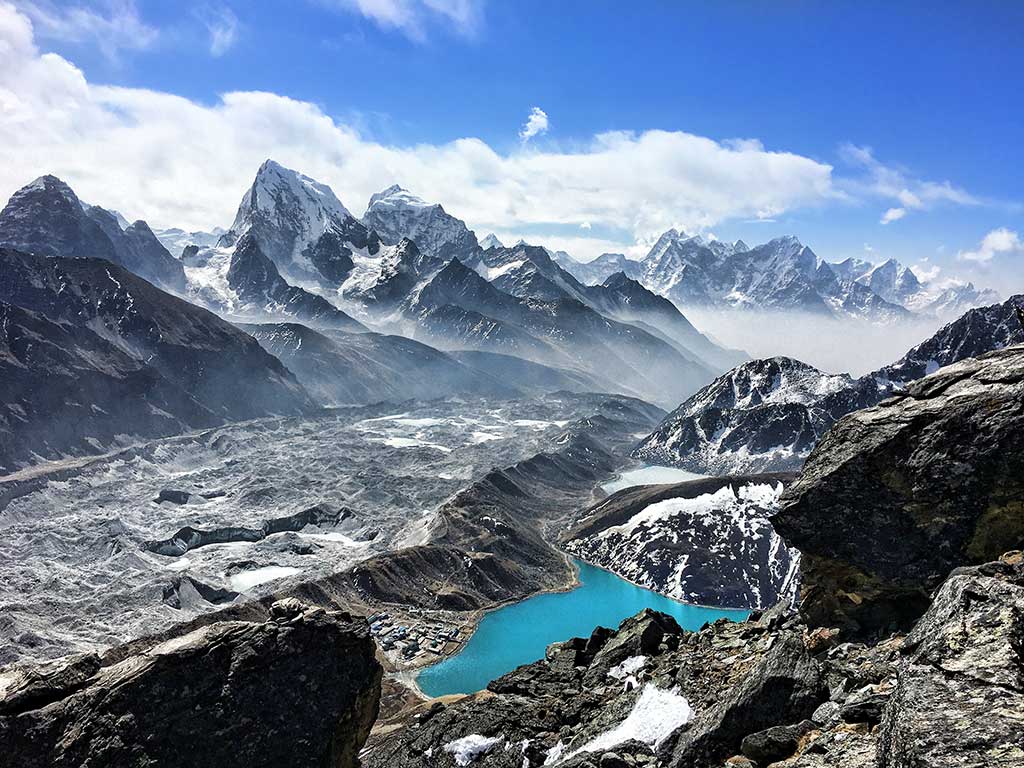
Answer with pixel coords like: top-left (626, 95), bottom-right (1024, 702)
top-left (0, 599), bottom-right (382, 768)
top-left (0, 300), bottom-right (220, 472)
top-left (0, 175), bottom-right (186, 292)
top-left (774, 344), bottom-right (1024, 636)
top-left (302, 229), bottom-right (356, 283)
top-left (227, 233), bottom-right (366, 331)
top-left (564, 474), bottom-right (800, 609)
top-left (0, 248), bottom-right (314, 472)
top-left (876, 556), bottom-right (1024, 767)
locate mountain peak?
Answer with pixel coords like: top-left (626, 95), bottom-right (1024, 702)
top-left (17, 174), bottom-right (79, 205)
top-left (365, 184), bottom-right (433, 214)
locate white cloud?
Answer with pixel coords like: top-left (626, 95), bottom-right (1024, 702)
top-left (322, 0), bottom-right (483, 40)
top-left (910, 262), bottom-right (942, 282)
top-left (12, 0), bottom-right (157, 60)
top-left (199, 5), bottom-right (238, 57)
top-left (579, 220), bottom-right (591, 230)
top-left (0, 3), bottom-right (834, 258)
top-left (880, 207), bottom-right (906, 224)
top-left (840, 144), bottom-right (980, 224)
top-left (958, 227), bottom-right (1022, 263)
top-left (519, 106), bottom-right (548, 142)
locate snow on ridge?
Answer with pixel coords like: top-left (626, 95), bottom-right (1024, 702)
top-left (443, 734), bottom-right (504, 766)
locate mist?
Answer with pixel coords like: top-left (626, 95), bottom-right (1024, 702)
top-left (686, 308), bottom-right (951, 376)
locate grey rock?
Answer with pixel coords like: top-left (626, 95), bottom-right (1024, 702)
top-left (0, 601), bottom-right (381, 768)
top-left (661, 632), bottom-right (827, 766)
top-left (774, 344), bottom-right (1024, 636)
top-left (740, 719), bottom-right (816, 764)
top-left (876, 560), bottom-right (1024, 767)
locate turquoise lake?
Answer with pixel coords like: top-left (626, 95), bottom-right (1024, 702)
top-left (416, 560), bottom-right (748, 697)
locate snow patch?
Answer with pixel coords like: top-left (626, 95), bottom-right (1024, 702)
top-left (443, 734), bottom-right (503, 766)
top-left (572, 684), bottom-right (693, 755)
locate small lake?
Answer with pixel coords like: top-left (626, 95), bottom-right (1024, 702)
top-left (416, 560), bottom-right (747, 697)
top-left (600, 465), bottom-right (706, 495)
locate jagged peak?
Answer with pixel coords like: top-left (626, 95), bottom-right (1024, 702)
top-left (15, 174), bottom-right (78, 204)
top-left (233, 160), bottom-right (353, 234)
top-left (479, 233), bottom-right (504, 249)
top-left (365, 184), bottom-right (434, 214)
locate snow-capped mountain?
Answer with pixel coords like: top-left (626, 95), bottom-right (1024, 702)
top-left (219, 159), bottom-right (378, 285)
top-left (0, 175), bottom-right (186, 293)
top-left (565, 476), bottom-right (800, 609)
top-left (362, 184), bottom-right (479, 264)
top-left (478, 233), bottom-right (504, 250)
top-left (153, 226), bottom-right (226, 257)
top-left (552, 251), bottom-right (642, 285)
top-left (556, 230), bottom-right (997, 323)
top-left (828, 256), bottom-right (1000, 319)
top-left (460, 241), bottom-right (744, 371)
top-left (636, 294), bottom-right (1024, 474)
top-left (633, 356), bottom-right (880, 473)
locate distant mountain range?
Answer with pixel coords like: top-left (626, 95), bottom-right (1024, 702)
top-left (0, 160), bottom-right (1010, 471)
top-left (554, 230), bottom-right (999, 321)
top-left (635, 293), bottom-right (1024, 473)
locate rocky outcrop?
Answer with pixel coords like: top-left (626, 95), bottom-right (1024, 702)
top-left (0, 599), bottom-right (382, 768)
top-left (774, 344), bottom-right (1024, 636)
top-left (564, 474), bottom-right (800, 609)
top-left (876, 554), bottom-right (1024, 767)
top-left (227, 233), bottom-right (367, 331)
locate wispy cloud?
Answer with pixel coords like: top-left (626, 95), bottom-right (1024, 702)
top-left (519, 106), bottom-right (548, 142)
top-left (958, 227), bottom-right (1022, 263)
top-left (320, 0), bottom-right (483, 41)
top-left (12, 0), bottom-right (157, 60)
top-left (197, 5), bottom-right (238, 57)
top-left (880, 206), bottom-right (906, 224)
top-left (840, 143), bottom-right (980, 224)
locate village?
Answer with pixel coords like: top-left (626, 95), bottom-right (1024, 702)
top-left (367, 609), bottom-right (467, 665)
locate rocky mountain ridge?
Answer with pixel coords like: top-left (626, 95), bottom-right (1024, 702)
top-left (0, 247), bottom-right (314, 472)
top-left (636, 294), bottom-right (1024, 474)
top-left (0, 175), bottom-right (186, 293)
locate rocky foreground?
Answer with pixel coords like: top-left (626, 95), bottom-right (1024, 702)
top-left (0, 600), bottom-right (381, 767)
top-left (366, 553), bottom-right (1024, 767)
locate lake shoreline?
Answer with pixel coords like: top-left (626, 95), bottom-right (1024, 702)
top-left (413, 558), bottom-right (749, 698)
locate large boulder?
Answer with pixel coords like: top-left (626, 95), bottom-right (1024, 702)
top-left (876, 555), bottom-right (1024, 767)
top-left (773, 344), bottom-right (1024, 636)
top-left (0, 600), bottom-right (382, 768)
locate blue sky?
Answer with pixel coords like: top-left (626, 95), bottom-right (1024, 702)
top-left (2, 0), bottom-right (1021, 290)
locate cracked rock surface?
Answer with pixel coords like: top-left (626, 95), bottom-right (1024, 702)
top-left (0, 599), bottom-right (382, 768)
top-left (774, 344), bottom-right (1024, 636)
